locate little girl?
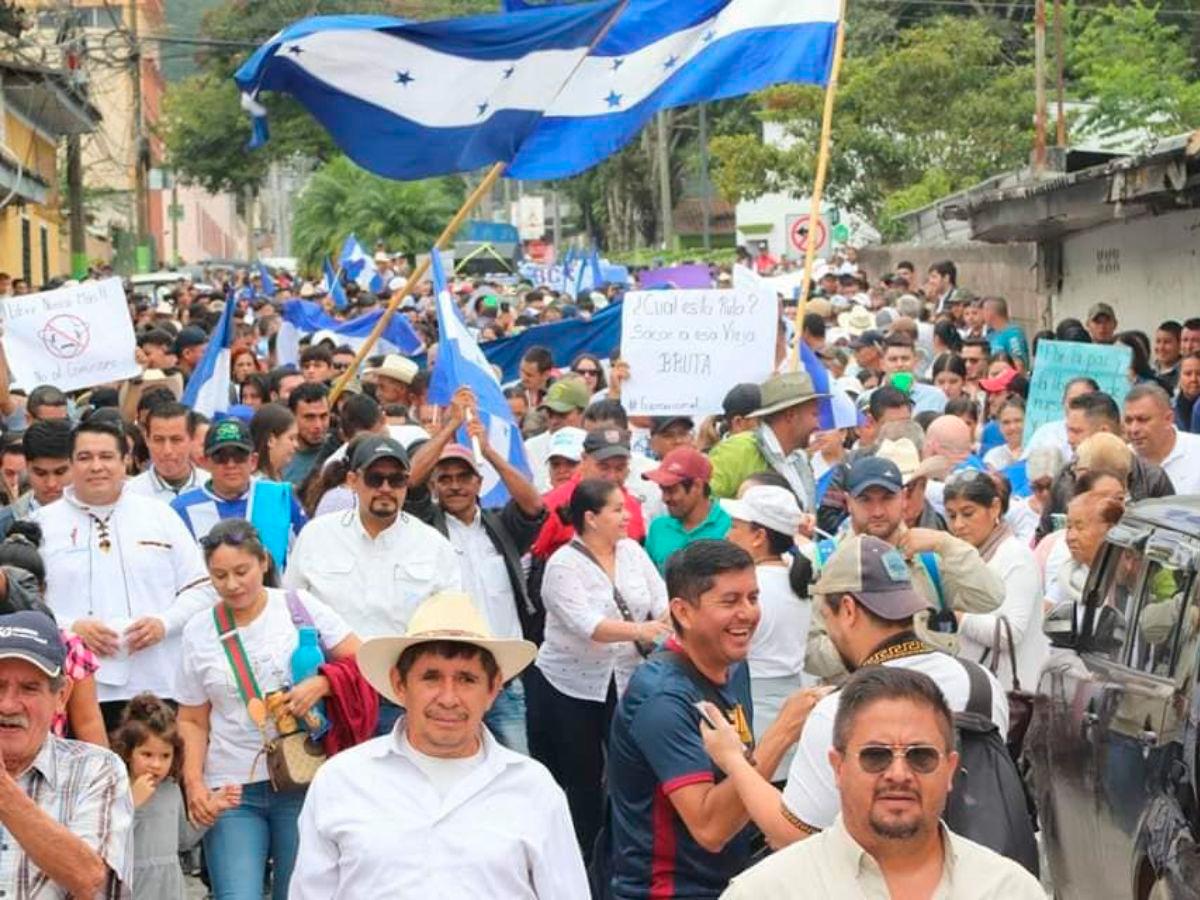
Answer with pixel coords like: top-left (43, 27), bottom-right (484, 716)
top-left (112, 694), bottom-right (241, 899)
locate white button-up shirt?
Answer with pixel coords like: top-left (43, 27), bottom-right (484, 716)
top-left (35, 486), bottom-right (212, 702)
top-left (290, 722), bottom-right (589, 899)
top-left (1157, 428), bottom-right (1200, 495)
top-left (536, 539), bottom-right (668, 701)
top-left (283, 509), bottom-right (462, 638)
top-left (125, 465), bottom-right (203, 504)
top-left (445, 509), bottom-right (520, 640)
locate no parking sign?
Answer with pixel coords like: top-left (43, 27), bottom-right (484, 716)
top-left (785, 214), bottom-right (828, 254)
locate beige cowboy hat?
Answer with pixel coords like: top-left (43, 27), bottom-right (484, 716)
top-left (363, 353), bottom-right (418, 385)
top-left (837, 305), bottom-right (875, 337)
top-left (749, 371), bottom-right (828, 418)
top-left (875, 438), bottom-right (942, 485)
top-left (118, 368), bottom-right (184, 419)
top-left (358, 592), bottom-right (537, 704)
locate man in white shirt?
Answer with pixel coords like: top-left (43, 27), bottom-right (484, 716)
top-left (1021, 376), bottom-right (1099, 461)
top-left (1123, 382), bottom-right (1200, 495)
top-left (700, 534), bottom-right (1008, 848)
top-left (526, 378), bottom-right (590, 491)
top-left (126, 401), bottom-right (203, 502)
top-left (35, 419), bottom-right (212, 729)
top-left (721, 666), bottom-right (1042, 899)
top-left (292, 591), bottom-right (588, 899)
top-left (284, 434), bottom-right (462, 733)
top-left (0, 419), bottom-right (72, 539)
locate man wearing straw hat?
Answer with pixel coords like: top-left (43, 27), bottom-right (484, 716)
top-left (290, 591), bottom-right (587, 898)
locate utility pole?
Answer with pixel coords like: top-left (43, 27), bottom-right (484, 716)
top-left (169, 168), bottom-right (179, 266)
top-left (1054, 0), bottom-right (1067, 147)
top-left (698, 103), bottom-right (711, 252)
top-left (67, 134), bottom-right (86, 278)
top-left (1033, 0), bottom-right (1048, 173)
top-left (655, 110), bottom-right (673, 251)
top-left (128, 0), bottom-right (150, 271)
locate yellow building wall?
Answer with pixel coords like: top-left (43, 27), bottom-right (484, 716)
top-left (0, 111), bottom-right (66, 284)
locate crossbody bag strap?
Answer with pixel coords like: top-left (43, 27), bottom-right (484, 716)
top-left (918, 551), bottom-right (947, 611)
top-left (571, 539), bottom-right (638, 624)
top-left (212, 603), bottom-right (263, 706)
top-left (957, 657), bottom-right (995, 721)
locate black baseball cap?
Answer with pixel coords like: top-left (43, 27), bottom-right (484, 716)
top-left (204, 418), bottom-right (253, 455)
top-left (174, 325), bottom-right (208, 354)
top-left (846, 457), bottom-right (903, 497)
top-left (583, 428), bottom-right (631, 461)
top-left (849, 329), bottom-right (884, 350)
top-left (649, 416), bottom-right (694, 435)
top-left (350, 435), bottom-right (410, 471)
top-left (722, 383), bottom-right (762, 419)
top-left (0, 611), bottom-right (66, 677)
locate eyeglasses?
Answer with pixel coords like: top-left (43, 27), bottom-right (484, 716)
top-left (363, 471), bottom-right (408, 490)
top-left (856, 743), bottom-right (945, 775)
top-left (945, 467), bottom-right (990, 488)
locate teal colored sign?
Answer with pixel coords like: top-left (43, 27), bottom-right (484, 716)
top-left (1023, 340), bottom-right (1131, 443)
top-left (832, 222), bottom-right (851, 243)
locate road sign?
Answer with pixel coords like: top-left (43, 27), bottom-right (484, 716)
top-left (832, 222), bottom-right (851, 244)
top-left (785, 214), bottom-right (827, 254)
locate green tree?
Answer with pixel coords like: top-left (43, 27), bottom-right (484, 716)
top-left (1067, 1), bottom-right (1200, 137)
top-left (290, 156), bottom-right (465, 271)
top-left (709, 15), bottom-right (1033, 239)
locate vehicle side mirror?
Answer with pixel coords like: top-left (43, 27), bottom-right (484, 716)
top-left (1044, 600), bottom-right (1079, 649)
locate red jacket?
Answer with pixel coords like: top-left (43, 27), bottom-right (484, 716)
top-left (319, 656), bottom-right (379, 756)
top-left (531, 473), bottom-right (645, 560)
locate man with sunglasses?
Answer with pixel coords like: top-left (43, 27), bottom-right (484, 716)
top-left (699, 535), bottom-right (1009, 853)
top-left (721, 667), bottom-right (1042, 898)
top-left (171, 418), bottom-right (307, 554)
top-left (284, 435), bottom-right (462, 733)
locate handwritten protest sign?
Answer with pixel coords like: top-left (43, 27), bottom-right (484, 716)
top-left (621, 289), bottom-right (776, 416)
top-left (1023, 339), bottom-right (1131, 443)
top-left (0, 278), bottom-right (139, 391)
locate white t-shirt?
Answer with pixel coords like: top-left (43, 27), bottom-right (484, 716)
top-left (748, 565), bottom-right (812, 681)
top-left (398, 730), bottom-right (484, 800)
top-left (782, 650), bottom-right (1008, 830)
top-left (178, 588), bottom-right (352, 788)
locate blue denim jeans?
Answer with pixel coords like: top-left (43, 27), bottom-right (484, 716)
top-left (484, 677), bottom-right (528, 756)
top-left (202, 781), bottom-right (306, 900)
top-left (375, 699), bottom-right (404, 736)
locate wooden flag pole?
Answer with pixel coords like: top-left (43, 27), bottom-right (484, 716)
top-left (328, 161), bottom-right (507, 405)
top-left (788, 2), bottom-right (848, 374)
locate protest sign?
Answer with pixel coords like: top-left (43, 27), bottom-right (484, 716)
top-left (0, 278), bottom-right (139, 391)
top-left (621, 289), bottom-right (776, 416)
top-left (1023, 339), bottom-right (1132, 442)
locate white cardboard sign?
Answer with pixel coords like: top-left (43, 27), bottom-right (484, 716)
top-left (0, 278), bottom-right (140, 391)
top-left (621, 289), bottom-right (777, 416)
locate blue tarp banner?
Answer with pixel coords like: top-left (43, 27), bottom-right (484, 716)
top-left (415, 299), bottom-right (623, 383)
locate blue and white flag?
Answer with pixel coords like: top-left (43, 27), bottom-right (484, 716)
top-left (338, 234), bottom-right (384, 293)
top-left (427, 249), bottom-right (530, 508)
top-left (235, 1), bottom-right (839, 181)
top-left (182, 293), bottom-right (236, 418)
top-left (234, 4), bottom-right (623, 180)
top-left (276, 299), bottom-right (422, 367)
top-left (321, 257), bottom-right (348, 309)
top-left (255, 262), bottom-right (278, 297)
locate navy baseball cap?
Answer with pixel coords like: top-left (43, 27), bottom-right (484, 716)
top-left (0, 611), bottom-right (66, 677)
top-left (846, 456), bottom-right (903, 497)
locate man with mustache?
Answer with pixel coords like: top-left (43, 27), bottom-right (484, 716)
top-left (284, 435), bottom-right (463, 734)
top-left (0, 610), bottom-right (133, 898)
top-left (698, 535), bottom-right (1009, 849)
top-left (720, 667), bottom-right (1042, 898)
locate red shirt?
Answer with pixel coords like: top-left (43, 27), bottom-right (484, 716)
top-left (531, 473), bottom-right (645, 560)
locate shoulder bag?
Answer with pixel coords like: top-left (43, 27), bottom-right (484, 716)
top-left (212, 598), bottom-right (326, 793)
top-left (987, 615), bottom-right (1036, 762)
top-left (570, 539), bottom-right (655, 657)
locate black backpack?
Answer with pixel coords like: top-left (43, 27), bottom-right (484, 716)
top-left (944, 658), bottom-right (1040, 876)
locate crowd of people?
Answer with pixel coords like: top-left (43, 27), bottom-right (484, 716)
top-left (0, 245), bottom-right (1191, 899)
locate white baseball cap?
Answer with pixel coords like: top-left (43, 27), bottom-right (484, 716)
top-left (547, 426), bottom-right (586, 462)
top-left (720, 485), bottom-right (803, 537)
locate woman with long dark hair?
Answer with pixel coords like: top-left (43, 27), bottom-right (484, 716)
top-left (249, 403), bottom-right (298, 482)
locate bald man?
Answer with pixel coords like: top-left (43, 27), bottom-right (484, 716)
top-left (922, 415), bottom-right (986, 516)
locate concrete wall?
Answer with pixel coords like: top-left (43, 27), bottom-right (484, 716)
top-left (858, 242), bottom-right (1045, 335)
top-left (159, 185), bottom-right (247, 266)
top-left (1058, 208), bottom-right (1200, 334)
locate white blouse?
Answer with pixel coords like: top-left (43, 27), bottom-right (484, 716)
top-left (536, 539), bottom-right (668, 702)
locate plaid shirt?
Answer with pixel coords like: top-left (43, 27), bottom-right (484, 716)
top-left (0, 736), bottom-right (132, 899)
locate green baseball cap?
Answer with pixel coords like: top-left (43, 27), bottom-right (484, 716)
top-left (204, 419), bottom-right (253, 455)
top-left (540, 379), bottom-right (591, 413)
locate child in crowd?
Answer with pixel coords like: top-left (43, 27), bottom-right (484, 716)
top-left (112, 693), bottom-right (241, 899)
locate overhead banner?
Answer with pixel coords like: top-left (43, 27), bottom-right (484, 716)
top-left (0, 278), bottom-right (139, 391)
top-left (621, 289), bottom-right (777, 416)
top-left (1023, 339), bottom-right (1132, 442)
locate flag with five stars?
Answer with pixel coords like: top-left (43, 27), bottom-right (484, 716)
top-left (235, 1), bottom-right (840, 182)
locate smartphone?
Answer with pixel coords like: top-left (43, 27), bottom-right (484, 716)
top-left (694, 702), bottom-right (720, 729)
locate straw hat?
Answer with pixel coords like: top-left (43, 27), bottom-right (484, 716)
top-left (358, 592), bottom-right (537, 704)
top-left (363, 353), bottom-right (418, 385)
top-left (837, 306), bottom-right (875, 337)
top-left (875, 438), bottom-right (942, 485)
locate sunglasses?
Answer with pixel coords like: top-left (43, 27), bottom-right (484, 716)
top-left (199, 526), bottom-right (257, 553)
top-left (210, 449), bottom-right (250, 465)
top-left (856, 743), bottom-right (945, 775)
top-left (574, 367), bottom-right (600, 377)
top-left (363, 471), bottom-right (408, 490)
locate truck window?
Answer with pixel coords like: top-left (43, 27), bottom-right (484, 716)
top-left (1130, 561), bottom-right (1193, 677)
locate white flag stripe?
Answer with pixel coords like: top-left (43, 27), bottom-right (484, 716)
top-left (549, 0), bottom-right (839, 117)
top-left (281, 31), bottom-right (586, 128)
